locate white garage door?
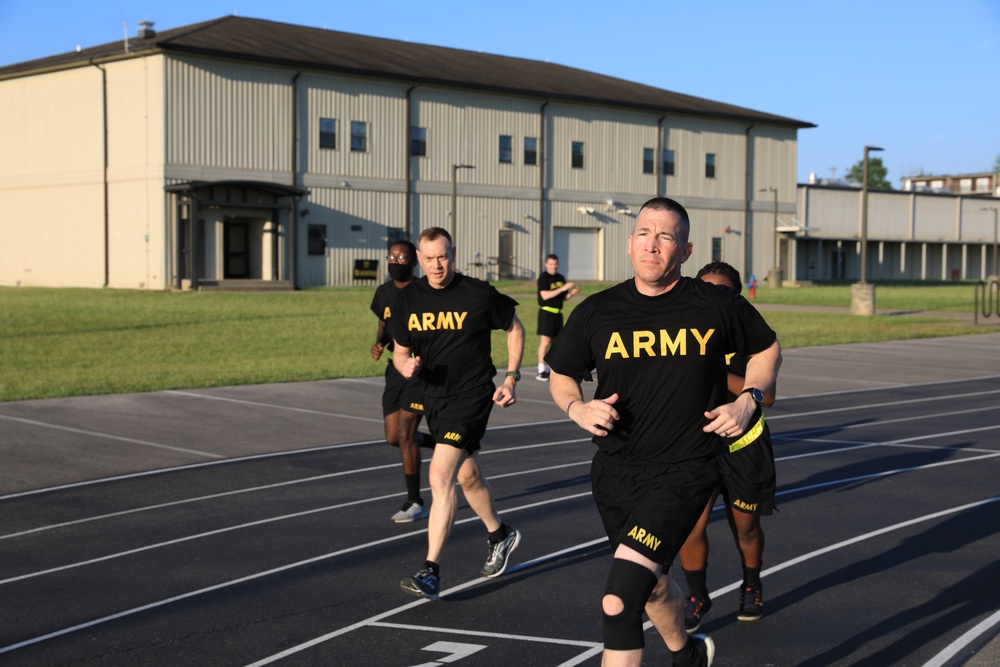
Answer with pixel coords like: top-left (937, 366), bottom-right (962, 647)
top-left (553, 228), bottom-right (600, 280)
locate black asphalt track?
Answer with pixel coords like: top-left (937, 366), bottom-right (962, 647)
top-left (1, 333), bottom-right (999, 666)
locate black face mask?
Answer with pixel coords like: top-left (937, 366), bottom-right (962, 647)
top-left (388, 263), bottom-right (414, 281)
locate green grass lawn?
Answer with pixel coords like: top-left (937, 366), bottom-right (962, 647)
top-left (0, 281), bottom-right (993, 402)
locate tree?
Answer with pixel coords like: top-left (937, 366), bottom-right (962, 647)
top-left (846, 156), bottom-right (892, 189)
top-left (993, 153), bottom-right (1000, 172)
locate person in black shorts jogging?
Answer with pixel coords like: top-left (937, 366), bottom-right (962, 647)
top-left (388, 227), bottom-right (525, 599)
top-left (678, 261), bottom-right (777, 630)
top-left (545, 197), bottom-right (781, 667)
top-left (535, 254), bottom-right (579, 381)
top-left (370, 241), bottom-right (433, 523)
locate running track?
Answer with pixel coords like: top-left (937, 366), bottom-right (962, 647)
top-left (1, 333), bottom-right (999, 666)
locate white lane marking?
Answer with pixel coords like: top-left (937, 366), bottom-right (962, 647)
top-left (921, 608), bottom-right (1000, 667)
top-left (0, 493), bottom-right (598, 655)
top-left (0, 414), bottom-right (222, 459)
top-left (767, 388), bottom-right (1000, 421)
top-left (775, 374), bottom-right (1000, 401)
top-left (0, 441), bottom-right (591, 540)
top-left (635, 495), bottom-right (1000, 641)
top-left (165, 390), bottom-right (385, 423)
top-left (370, 622), bottom-right (601, 648)
top-left (0, 469), bottom-right (594, 585)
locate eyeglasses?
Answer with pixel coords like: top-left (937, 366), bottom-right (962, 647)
top-left (386, 254), bottom-right (411, 263)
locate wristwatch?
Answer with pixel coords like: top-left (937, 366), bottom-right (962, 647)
top-left (505, 370), bottom-right (521, 382)
top-left (741, 387), bottom-right (764, 404)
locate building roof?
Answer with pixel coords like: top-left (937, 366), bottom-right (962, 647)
top-left (0, 16), bottom-right (814, 129)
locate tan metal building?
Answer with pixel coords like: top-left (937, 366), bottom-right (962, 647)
top-left (0, 16), bottom-right (812, 290)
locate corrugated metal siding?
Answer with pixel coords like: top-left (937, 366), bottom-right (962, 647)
top-left (299, 185), bottom-right (407, 287)
top-left (961, 200), bottom-right (996, 242)
top-left (305, 72), bottom-right (407, 181)
top-left (665, 117), bottom-right (748, 200)
top-left (166, 56), bottom-right (291, 171)
top-left (421, 90), bottom-right (544, 189)
top-left (915, 196), bottom-right (958, 240)
top-left (549, 102), bottom-right (660, 196)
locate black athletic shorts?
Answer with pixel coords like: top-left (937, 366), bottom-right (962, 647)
top-left (423, 383), bottom-right (495, 453)
top-left (536, 309), bottom-right (564, 338)
top-left (381, 362), bottom-right (425, 417)
top-left (591, 451), bottom-right (718, 566)
top-left (718, 411), bottom-right (776, 515)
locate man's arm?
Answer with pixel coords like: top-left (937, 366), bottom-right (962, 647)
top-left (549, 371), bottom-right (619, 437)
top-left (391, 341), bottom-right (421, 379)
top-left (705, 339), bottom-right (781, 436)
top-left (371, 319), bottom-right (389, 361)
top-left (538, 282), bottom-right (578, 301)
top-left (493, 314), bottom-right (524, 407)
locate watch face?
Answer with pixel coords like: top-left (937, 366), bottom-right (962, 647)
top-left (750, 388), bottom-right (764, 403)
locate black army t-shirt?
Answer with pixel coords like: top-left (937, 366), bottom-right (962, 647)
top-left (370, 279), bottom-right (406, 358)
top-left (545, 276), bottom-right (776, 464)
top-left (389, 273), bottom-right (518, 398)
top-left (537, 271), bottom-right (568, 310)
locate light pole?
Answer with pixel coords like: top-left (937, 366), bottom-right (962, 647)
top-left (852, 144), bottom-right (883, 315)
top-left (859, 145), bottom-right (882, 284)
top-left (982, 206), bottom-right (999, 277)
top-left (760, 187), bottom-right (779, 287)
top-left (451, 164), bottom-right (475, 249)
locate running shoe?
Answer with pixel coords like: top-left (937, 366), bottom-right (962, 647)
top-left (691, 634), bottom-right (715, 667)
top-left (481, 525), bottom-right (521, 577)
top-left (737, 583), bottom-right (763, 621)
top-left (390, 500), bottom-right (428, 523)
top-left (684, 595), bottom-right (712, 633)
top-left (400, 567), bottom-right (439, 599)
top-left (536, 371), bottom-right (550, 381)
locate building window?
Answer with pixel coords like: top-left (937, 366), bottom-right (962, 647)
top-left (976, 177), bottom-right (990, 192)
top-left (711, 237), bottom-right (722, 262)
top-left (499, 135), bottom-right (513, 163)
top-left (308, 225), bottom-right (327, 256)
top-left (663, 149), bottom-right (675, 176)
top-left (643, 148), bottom-right (655, 174)
top-left (319, 118), bottom-right (337, 150)
top-left (410, 126), bottom-right (426, 157)
top-left (351, 121), bottom-right (368, 152)
top-left (524, 137), bottom-right (537, 166)
top-left (572, 141), bottom-right (585, 169)
top-left (705, 153), bottom-right (716, 179)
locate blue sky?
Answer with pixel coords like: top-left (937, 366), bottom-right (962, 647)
top-left (2, 0), bottom-right (998, 185)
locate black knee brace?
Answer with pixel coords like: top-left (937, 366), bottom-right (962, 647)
top-left (602, 558), bottom-right (658, 651)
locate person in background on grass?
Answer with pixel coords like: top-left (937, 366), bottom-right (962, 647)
top-left (545, 197), bottom-right (781, 667)
top-left (535, 254), bottom-right (579, 381)
top-left (678, 261), bottom-right (778, 631)
top-left (389, 227), bottom-right (525, 600)
top-left (370, 241), bottom-right (433, 523)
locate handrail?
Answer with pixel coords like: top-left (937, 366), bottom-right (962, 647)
top-left (974, 278), bottom-right (1000, 325)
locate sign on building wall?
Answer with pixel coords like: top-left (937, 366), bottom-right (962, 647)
top-left (353, 259), bottom-right (379, 280)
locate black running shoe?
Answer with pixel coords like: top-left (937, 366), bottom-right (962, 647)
top-left (684, 594), bottom-right (713, 633)
top-left (481, 525), bottom-right (521, 577)
top-left (400, 567), bottom-right (439, 599)
top-left (738, 583), bottom-right (763, 621)
top-left (536, 371), bottom-right (550, 381)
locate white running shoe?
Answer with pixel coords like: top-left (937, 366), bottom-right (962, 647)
top-left (391, 501), bottom-right (428, 523)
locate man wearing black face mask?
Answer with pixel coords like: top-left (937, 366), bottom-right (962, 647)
top-left (371, 241), bottom-right (432, 523)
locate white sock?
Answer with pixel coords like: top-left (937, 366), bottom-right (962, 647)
top-left (537, 363), bottom-right (546, 373)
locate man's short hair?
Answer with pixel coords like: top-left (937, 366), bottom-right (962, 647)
top-left (418, 227), bottom-right (453, 246)
top-left (696, 261), bottom-right (742, 290)
top-left (390, 240), bottom-right (417, 265)
top-left (638, 197), bottom-right (691, 244)
top-left (545, 254), bottom-right (559, 262)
